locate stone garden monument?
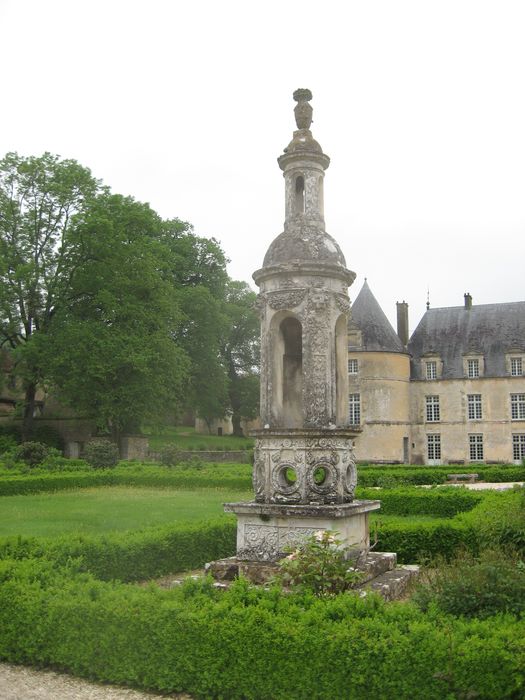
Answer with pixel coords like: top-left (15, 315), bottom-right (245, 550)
top-left (210, 89), bottom-right (383, 582)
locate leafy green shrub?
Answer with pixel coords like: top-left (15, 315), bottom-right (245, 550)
top-left (0, 434), bottom-right (17, 455)
top-left (274, 530), bottom-right (362, 597)
top-left (83, 439), bottom-right (119, 469)
top-left (158, 444), bottom-right (181, 466)
top-left (414, 549), bottom-right (525, 618)
top-left (0, 559), bottom-right (524, 699)
top-left (14, 442), bottom-right (55, 468)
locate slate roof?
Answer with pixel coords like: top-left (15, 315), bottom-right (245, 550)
top-left (408, 301), bottom-right (525, 379)
top-left (350, 280), bottom-right (406, 353)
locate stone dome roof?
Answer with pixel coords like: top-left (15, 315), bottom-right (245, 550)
top-left (262, 225), bottom-right (347, 268)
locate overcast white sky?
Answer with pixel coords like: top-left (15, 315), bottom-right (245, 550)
top-left (1, 0), bottom-right (524, 333)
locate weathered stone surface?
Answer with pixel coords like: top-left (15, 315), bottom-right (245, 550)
top-left (238, 560), bottom-right (280, 585)
top-left (359, 565), bottom-right (420, 601)
top-left (206, 553), bottom-right (419, 602)
top-left (119, 435), bottom-right (149, 461)
top-left (205, 557), bottom-right (239, 582)
top-left (355, 551), bottom-right (397, 584)
top-left (224, 500), bottom-right (380, 561)
top-left (251, 429), bottom-right (358, 504)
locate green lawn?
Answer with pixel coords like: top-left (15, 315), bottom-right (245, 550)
top-left (0, 486), bottom-right (252, 537)
top-left (145, 425), bottom-right (254, 451)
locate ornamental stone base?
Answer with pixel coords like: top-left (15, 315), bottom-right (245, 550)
top-left (252, 429), bottom-right (359, 505)
top-left (223, 500), bottom-right (380, 562)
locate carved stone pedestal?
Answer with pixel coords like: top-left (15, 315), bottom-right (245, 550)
top-left (252, 429), bottom-right (358, 505)
top-left (224, 499), bottom-right (380, 562)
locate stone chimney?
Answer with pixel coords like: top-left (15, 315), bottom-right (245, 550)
top-left (396, 301), bottom-right (409, 346)
top-left (464, 293), bottom-right (472, 310)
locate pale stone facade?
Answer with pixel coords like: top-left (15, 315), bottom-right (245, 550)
top-left (349, 285), bottom-right (525, 465)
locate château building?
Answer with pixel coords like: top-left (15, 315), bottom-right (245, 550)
top-left (348, 281), bottom-right (525, 465)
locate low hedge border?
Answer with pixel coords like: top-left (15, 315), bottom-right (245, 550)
top-left (0, 487), bottom-right (517, 575)
top-left (373, 489), bottom-right (525, 563)
top-left (358, 465), bottom-right (525, 486)
top-left (0, 466), bottom-right (252, 496)
top-left (0, 518), bottom-right (237, 583)
top-left (1, 462), bottom-right (523, 498)
top-left (357, 486), bottom-right (483, 517)
top-left (0, 559), bottom-right (523, 699)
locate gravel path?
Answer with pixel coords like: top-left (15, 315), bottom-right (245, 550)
top-left (449, 481), bottom-right (524, 491)
top-left (0, 663), bottom-right (191, 700)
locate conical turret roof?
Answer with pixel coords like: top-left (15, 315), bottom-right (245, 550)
top-left (351, 280), bottom-right (406, 353)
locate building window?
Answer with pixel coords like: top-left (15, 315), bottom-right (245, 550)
top-left (348, 359), bottom-right (358, 374)
top-left (467, 394), bottom-right (482, 420)
top-left (425, 395), bottom-right (440, 422)
top-left (513, 434), bottom-right (525, 461)
top-left (511, 394), bottom-right (525, 420)
top-left (469, 434), bottom-right (484, 461)
top-left (511, 357), bottom-right (523, 376)
top-left (427, 434), bottom-right (441, 461)
top-left (467, 359), bottom-right (480, 378)
top-left (425, 360), bottom-right (437, 379)
top-left (426, 361), bottom-right (437, 380)
top-left (349, 393), bottom-right (360, 425)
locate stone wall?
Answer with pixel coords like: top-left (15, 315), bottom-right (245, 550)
top-left (148, 449), bottom-right (252, 464)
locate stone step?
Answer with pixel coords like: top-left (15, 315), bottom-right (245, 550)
top-left (358, 565), bottom-right (420, 601)
top-left (355, 551), bottom-right (396, 584)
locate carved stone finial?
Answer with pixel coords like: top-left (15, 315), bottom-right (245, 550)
top-left (293, 88), bottom-right (313, 130)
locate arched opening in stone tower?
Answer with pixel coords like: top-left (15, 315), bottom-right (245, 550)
top-left (294, 175), bottom-right (305, 215)
top-left (318, 176), bottom-right (324, 217)
top-left (278, 316), bottom-right (303, 427)
top-left (335, 314), bottom-right (349, 425)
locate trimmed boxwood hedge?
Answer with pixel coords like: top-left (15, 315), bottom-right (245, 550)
top-left (0, 465), bottom-right (252, 496)
top-left (373, 489), bottom-right (525, 563)
top-left (0, 472), bottom-right (524, 696)
top-left (358, 465), bottom-right (525, 486)
top-left (357, 486), bottom-right (483, 517)
top-left (0, 518), bottom-right (237, 582)
top-left (0, 558), bottom-right (524, 699)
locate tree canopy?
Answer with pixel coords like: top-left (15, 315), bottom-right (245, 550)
top-left (0, 152), bottom-right (100, 435)
top-left (220, 280), bottom-right (260, 436)
top-left (0, 152), bottom-right (260, 439)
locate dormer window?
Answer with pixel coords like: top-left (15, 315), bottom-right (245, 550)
top-left (464, 354), bottom-right (484, 378)
top-left (421, 355), bottom-right (442, 380)
top-left (511, 357), bottom-right (523, 376)
top-left (467, 359), bottom-right (479, 378)
top-left (426, 361), bottom-right (437, 380)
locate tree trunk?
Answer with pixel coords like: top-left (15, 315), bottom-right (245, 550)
top-left (22, 382), bottom-right (37, 441)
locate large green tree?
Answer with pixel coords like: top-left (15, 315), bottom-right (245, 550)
top-left (0, 151), bottom-right (259, 440)
top-left (40, 193), bottom-right (190, 437)
top-left (220, 280), bottom-right (260, 436)
top-left (0, 152), bottom-right (99, 437)
top-left (160, 221), bottom-right (231, 428)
